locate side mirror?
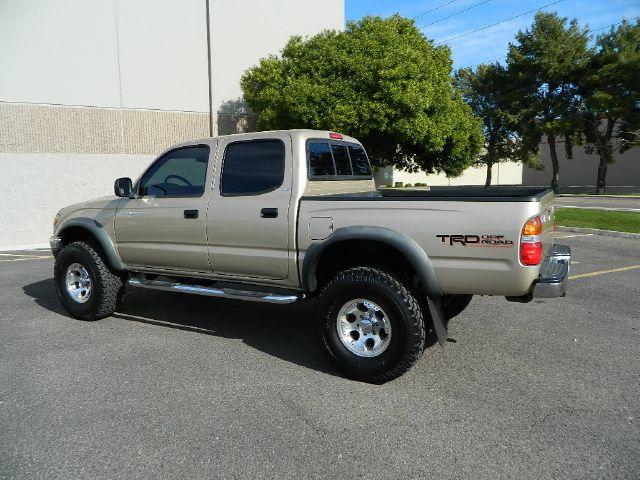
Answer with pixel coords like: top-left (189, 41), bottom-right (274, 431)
top-left (114, 177), bottom-right (133, 197)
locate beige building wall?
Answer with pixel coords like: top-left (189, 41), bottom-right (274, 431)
top-left (522, 142), bottom-right (640, 189)
top-left (375, 163), bottom-right (523, 187)
top-left (0, 0), bottom-right (345, 249)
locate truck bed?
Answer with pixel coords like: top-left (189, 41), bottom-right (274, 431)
top-left (297, 186), bottom-right (555, 297)
top-left (302, 186), bottom-right (552, 202)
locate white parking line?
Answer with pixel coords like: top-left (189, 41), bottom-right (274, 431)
top-left (0, 256), bottom-right (53, 263)
top-left (555, 233), bottom-right (594, 239)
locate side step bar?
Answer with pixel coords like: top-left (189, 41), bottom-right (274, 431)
top-left (128, 278), bottom-right (301, 304)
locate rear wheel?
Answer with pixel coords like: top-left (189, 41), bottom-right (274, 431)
top-left (443, 294), bottom-right (473, 321)
top-left (315, 267), bottom-right (426, 383)
top-left (54, 241), bottom-right (124, 320)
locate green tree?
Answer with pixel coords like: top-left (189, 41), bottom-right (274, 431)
top-left (507, 12), bottom-right (590, 193)
top-left (241, 15), bottom-right (483, 177)
top-left (578, 20), bottom-right (640, 194)
top-left (456, 63), bottom-right (540, 188)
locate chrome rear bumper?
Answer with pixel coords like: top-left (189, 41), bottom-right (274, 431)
top-left (532, 244), bottom-right (571, 298)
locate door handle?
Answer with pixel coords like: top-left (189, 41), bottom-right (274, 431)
top-left (260, 208), bottom-right (278, 218)
top-left (184, 209), bottom-right (199, 219)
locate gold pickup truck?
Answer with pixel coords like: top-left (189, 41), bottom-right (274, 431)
top-left (50, 129), bottom-right (571, 382)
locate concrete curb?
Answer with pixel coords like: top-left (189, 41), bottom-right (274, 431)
top-left (557, 194), bottom-right (640, 199)
top-left (556, 205), bottom-right (640, 212)
top-left (557, 226), bottom-right (640, 239)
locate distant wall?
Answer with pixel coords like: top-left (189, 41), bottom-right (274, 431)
top-left (375, 163), bottom-right (523, 187)
top-left (376, 141), bottom-right (640, 191)
top-left (522, 142), bottom-right (640, 188)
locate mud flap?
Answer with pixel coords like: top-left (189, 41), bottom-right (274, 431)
top-left (426, 296), bottom-right (448, 347)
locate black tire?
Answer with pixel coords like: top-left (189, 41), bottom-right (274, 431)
top-left (54, 241), bottom-right (124, 320)
top-left (315, 267), bottom-right (426, 383)
top-left (443, 294), bottom-right (473, 321)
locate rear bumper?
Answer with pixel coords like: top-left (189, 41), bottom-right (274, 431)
top-left (532, 244), bottom-right (571, 298)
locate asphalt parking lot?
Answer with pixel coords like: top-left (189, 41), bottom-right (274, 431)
top-left (1, 233), bottom-right (639, 479)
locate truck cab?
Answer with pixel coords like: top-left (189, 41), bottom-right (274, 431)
top-left (93, 130), bottom-right (372, 286)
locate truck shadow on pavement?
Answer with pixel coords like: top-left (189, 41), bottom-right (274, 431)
top-left (23, 278), bottom-right (350, 379)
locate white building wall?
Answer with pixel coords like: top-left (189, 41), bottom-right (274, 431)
top-left (211, 0), bottom-right (344, 114)
top-left (0, 0), bottom-right (344, 250)
top-left (0, 0), bottom-right (210, 112)
top-left (0, 153), bottom-right (153, 250)
top-left (116, 0), bottom-right (210, 112)
top-left (0, 0), bottom-right (121, 107)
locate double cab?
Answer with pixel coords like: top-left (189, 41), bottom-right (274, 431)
top-left (51, 130), bottom-right (571, 382)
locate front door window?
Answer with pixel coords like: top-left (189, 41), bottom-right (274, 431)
top-left (138, 146), bottom-right (209, 197)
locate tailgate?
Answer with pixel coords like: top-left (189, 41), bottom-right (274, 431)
top-left (538, 192), bottom-right (556, 259)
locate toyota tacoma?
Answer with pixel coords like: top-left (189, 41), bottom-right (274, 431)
top-left (50, 130), bottom-right (571, 382)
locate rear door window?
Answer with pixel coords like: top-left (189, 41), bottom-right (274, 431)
top-left (221, 139), bottom-right (285, 196)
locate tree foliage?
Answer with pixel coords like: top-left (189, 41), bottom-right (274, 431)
top-left (241, 15), bottom-right (483, 177)
top-left (577, 20), bottom-right (640, 193)
top-left (455, 63), bottom-right (540, 188)
top-left (506, 12), bottom-right (591, 193)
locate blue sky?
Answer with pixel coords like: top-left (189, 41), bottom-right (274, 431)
top-left (345, 0), bottom-right (640, 70)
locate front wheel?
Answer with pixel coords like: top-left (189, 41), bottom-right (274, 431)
top-left (315, 267), bottom-right (426, 383)
top-left (54, 241), bottom-right (124, 320)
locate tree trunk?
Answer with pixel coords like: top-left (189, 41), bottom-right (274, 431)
top-left (485, 161), bottom-right (493, 188)
top-left (547, 134), bottom-right (560, 194)
top-left (595, 117), bottom-right (615, 195)
top-left (596, 155), bottom-right (608, 194)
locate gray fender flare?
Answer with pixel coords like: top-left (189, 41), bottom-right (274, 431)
top-left (56, 218), bottom-right (126, 272)
top-left (301, 226), bottom-right (448, 345)
top-left (301, 226), bottom-right (442, 296)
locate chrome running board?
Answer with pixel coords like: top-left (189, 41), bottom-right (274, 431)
top-left (127, 278), bottom-right (301, 304)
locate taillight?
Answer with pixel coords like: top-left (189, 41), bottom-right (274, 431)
top-left (520, 215), bottom-right (543, 266)
top-left (521, 242), bottom-right (543, 265)
top-left (329, 132), bottom-right (343, 140)
top-left (522, 216), bottom-right (542, 236)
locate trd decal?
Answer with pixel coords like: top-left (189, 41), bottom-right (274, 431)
top-left (436, 234), bottom-right (514, 247)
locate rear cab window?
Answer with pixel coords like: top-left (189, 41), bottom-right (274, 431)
top-left (307, 140), bottom-right (372, 180)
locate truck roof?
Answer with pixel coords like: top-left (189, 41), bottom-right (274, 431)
top-left (179, 129), bottom-right (362, 148)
